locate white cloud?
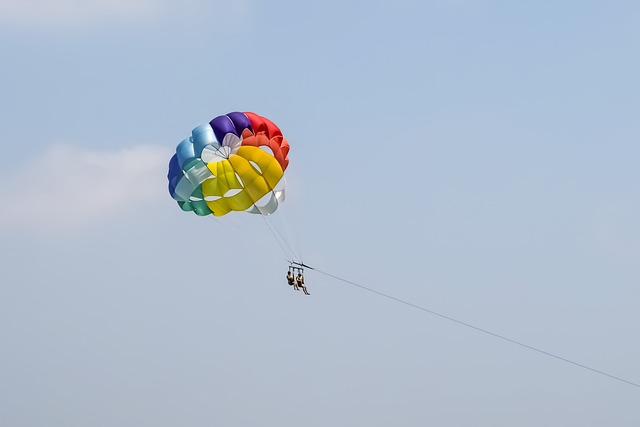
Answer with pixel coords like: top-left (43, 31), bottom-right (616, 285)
top-left (0, 0), bottom-right (169, 29)
top-left (0, 0), bottom-right (250, 31)
top-left (0, 144), bottom-right (171, 231)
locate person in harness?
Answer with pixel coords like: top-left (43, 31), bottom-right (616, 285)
top-left (296, 272), bottom-right (310, 295)
top-left (286, 271), bottom-right (295, 288)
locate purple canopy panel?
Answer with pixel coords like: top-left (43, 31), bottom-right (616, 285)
top-left (227, 112), bottom-right (253, 134)
top-left (210, 115), bottom-right (238, 143)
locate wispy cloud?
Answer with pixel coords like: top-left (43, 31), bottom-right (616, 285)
top-left (0, 0), bottom-right (169, 29)
top-left (0, 0), bottom-right (251, 31)
top-left (0, 144), bottom-right (171, 231)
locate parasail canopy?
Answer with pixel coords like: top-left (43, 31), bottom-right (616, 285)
top-left (168, 112), bottom-right (290, 217)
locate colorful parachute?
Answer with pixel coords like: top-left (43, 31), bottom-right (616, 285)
top-left (167, 112), bottom-right (290, 217)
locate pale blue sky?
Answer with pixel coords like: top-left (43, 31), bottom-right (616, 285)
top-left (1, 1), bottom-right (639, 426)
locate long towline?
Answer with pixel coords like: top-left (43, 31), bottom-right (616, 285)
top-left (311, 266), bottom-right (640, 390)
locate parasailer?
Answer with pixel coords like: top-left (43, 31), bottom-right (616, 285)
top-left (168, 111), bottom-right (312, 293)
top-left (287, 263), bottom-right (310, 295)
top-left (286, 270), bottom-right (295, 287)
top-left (296, 272), bottom-right (310, 295)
